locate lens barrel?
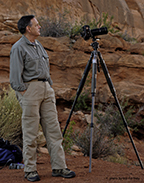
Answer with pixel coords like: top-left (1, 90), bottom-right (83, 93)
top-left (91, 27), bottom-right (108, 36)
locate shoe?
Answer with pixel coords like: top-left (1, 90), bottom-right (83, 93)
top-left (52, 168), bottom-right (76, 178)
top-left (25, 171), bottom-right (40, 182)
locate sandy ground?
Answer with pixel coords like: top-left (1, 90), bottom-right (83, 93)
top-left (1, 150), bottom-right (144, 183)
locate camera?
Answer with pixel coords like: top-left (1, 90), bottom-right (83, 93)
top-left (80, 25), bottom-right (108, 40)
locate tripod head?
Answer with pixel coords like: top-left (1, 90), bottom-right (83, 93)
top-left (91, 40), bottom-right (99, 50)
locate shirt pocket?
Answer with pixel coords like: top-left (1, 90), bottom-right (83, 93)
top-left (41, 54), bottom-right (50, 70)
top-left (42, 54), bottom-right (49, 64)
top-left (25, 55), bottom-right (39, 74)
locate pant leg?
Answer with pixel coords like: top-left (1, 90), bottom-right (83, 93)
top-left (16, 81), bottom-right (43, 172)
top-left (40, 82), bottom-right (67, 170)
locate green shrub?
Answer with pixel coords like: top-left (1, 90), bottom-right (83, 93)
top-left (71, 12), bottom-right (120, 38)
top-left (88, 12), bottom-right (119, 34)
top-left (71, 12), bottom-right (120, 37)
top-left (106, 155), bottom-right (127, 165)
top-left (0, 87), bottom-right (22, 147)
top-left (62, 121), bottom-right (75, 154)
top-left (74, 91), bottom-right (91, 111)
top-left (74, 72), bottom-right (91, 111)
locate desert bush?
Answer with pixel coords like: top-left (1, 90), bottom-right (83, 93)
top-left (118, 31), bottom-right (137, 43)
top-left (72, 100), bottom-right (143, 160)
top-left (39, 8), bottom-right (72, 37)
top-left (95, 101), bottom-right (142, 137)
top-left (0, 87), bottom-right (22, 147)
top-left (73, 124), bottom-right (123, 159)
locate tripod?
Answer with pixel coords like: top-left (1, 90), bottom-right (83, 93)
top-left (63, 38), bottom-right (144, 172)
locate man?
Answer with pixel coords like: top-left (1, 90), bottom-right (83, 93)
top-left (10, 15), bottom-right (75, 182)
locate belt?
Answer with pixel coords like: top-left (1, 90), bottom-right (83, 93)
top-left (25, 79), bottom-right (48, 83)
top-left (38, 79), bottom-right (48, 82)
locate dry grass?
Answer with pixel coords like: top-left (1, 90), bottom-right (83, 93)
top-left (0, 87), bottom-right (22, 147)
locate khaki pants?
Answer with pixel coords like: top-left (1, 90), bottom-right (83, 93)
top-left (16, 80), bottom-right (67, 172)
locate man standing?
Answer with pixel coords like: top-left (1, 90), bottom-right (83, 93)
top-left (10, 15), bottom-right (75, 182)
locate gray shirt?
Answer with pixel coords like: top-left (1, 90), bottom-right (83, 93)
top-left (10, 35), bottom-right (53, 91)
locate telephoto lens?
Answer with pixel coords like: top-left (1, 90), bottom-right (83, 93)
top-left (80, 25), bottom-right (108, 40)
top-left (91, 27), bottom-right (108, 36)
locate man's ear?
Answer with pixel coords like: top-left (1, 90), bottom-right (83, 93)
top-left (26, 26), bottom-right (31, 33)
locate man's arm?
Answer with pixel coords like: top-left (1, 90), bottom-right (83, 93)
top-left (10, 47), bottom-right (27, 92)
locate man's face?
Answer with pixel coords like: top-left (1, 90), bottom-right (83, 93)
top-left (28, 18), bottom-right (41, 37)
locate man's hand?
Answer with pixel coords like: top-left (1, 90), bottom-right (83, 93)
top-left (20, 90), bottom-right (26, 96)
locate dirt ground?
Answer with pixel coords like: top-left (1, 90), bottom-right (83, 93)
top-left (1, 152), bottom-right (144, 183)
top-left (1, 135), bottom-right (144, 183)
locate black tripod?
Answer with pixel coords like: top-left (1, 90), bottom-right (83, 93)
top-left (63, 38), bottom-right (144, 172)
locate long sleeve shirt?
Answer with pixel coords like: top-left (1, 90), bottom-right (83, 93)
top-left (10, 35), bottom-right (53, 91)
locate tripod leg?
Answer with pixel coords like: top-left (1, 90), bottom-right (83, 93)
top-left (98, 51), bottom-right (144, 169)
top-left (89, 93), bottom-right (95, 173)
top-left (63, 52), bottom-right (93, 137)
top-left (89, 51), bottom-right (97, 172)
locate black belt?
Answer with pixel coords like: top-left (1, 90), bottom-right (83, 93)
top-left (38, 79), bottom-right (48, 82)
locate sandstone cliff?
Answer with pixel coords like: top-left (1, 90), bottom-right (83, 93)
top-left (0, 0), bottom-right (144, 116)
top-left (0, 0), bottom-right (144, 38)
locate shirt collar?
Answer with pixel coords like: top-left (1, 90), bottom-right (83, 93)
top-left (22, 35), bottom-right (39, 46)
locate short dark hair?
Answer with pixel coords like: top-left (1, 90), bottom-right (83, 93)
top-left (17, 15), bottom-right (35, 34)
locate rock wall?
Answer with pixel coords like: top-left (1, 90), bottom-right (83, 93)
top-left (0, 0), bottom-right (144, 37)
top-left (0, 32), bottom-right (144, 111)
